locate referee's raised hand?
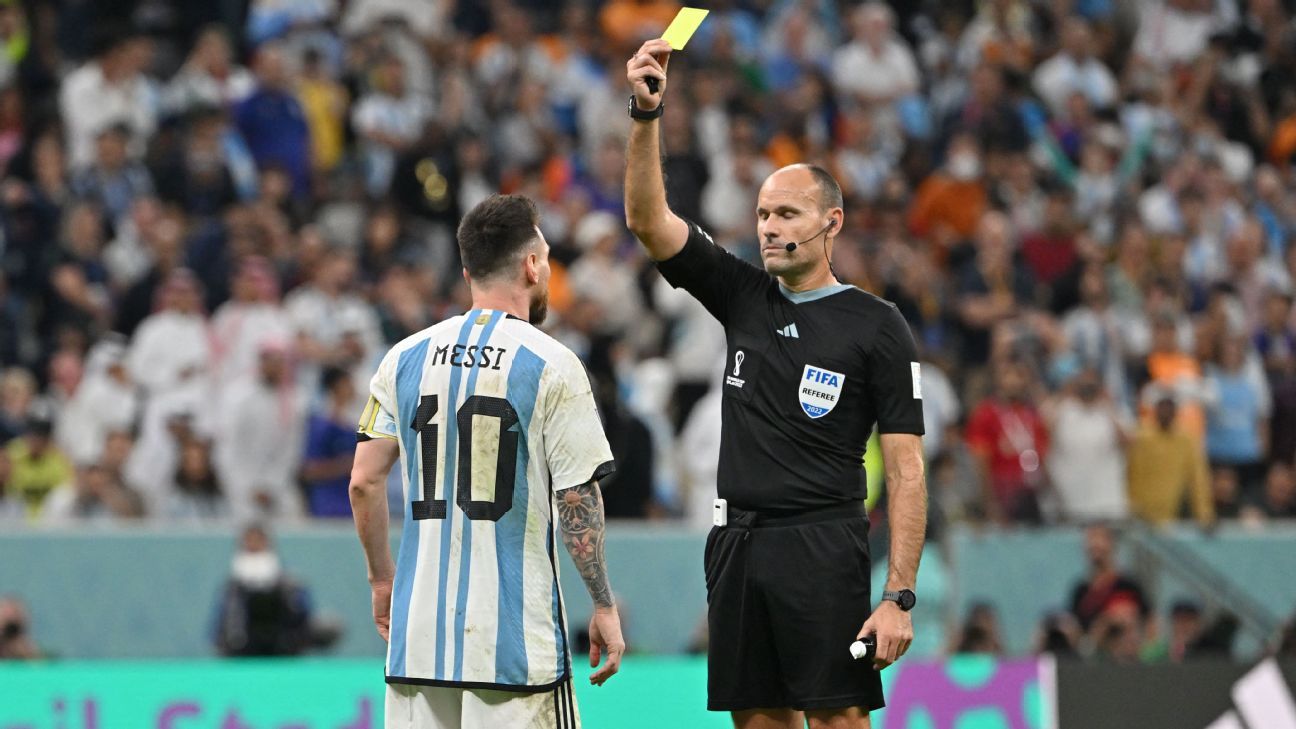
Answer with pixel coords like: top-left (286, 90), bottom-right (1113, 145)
top-left (626, 39), bottom-right (671, 110)
top-left (859, 600), bottom-right (914, 670)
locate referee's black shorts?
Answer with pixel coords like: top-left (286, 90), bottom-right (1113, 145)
top-left (703, 502), bottom-right (884, 713)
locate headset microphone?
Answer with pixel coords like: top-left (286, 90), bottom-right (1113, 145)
top-left (783, 220), bottom-right (837, 252)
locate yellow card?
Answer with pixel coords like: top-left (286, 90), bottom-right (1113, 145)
top-left (662, 7), bottom-right (709, 50)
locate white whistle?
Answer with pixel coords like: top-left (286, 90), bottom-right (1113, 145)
top-left (850, 639), bottom-right (875, 661)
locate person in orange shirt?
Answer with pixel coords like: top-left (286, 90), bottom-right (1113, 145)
top-left (908, 132), bottom-right (988, 249)
top-left (1139, 314), bottom-right (1207, 441)
top-left (600, 0), bottom-right (681, 52)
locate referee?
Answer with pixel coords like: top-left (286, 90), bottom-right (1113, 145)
top-left (624, 40), bottom-right (928, 729)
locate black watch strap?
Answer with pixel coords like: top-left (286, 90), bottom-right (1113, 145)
top-left (628, 95), bottom-right (664, 121)
top-left (881, 589), bottom-right (916, 611)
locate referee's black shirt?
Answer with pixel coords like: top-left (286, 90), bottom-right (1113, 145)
top-left (658, 220), bottom-right (925, 512)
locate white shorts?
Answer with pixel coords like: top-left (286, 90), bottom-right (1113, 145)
top-left (384, 680), bottom-right (580, 729)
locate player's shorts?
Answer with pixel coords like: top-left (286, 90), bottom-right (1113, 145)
top-left (385, 679), bottom-right (580, 729)
top-left (704, 502), bottom-right (884, 713)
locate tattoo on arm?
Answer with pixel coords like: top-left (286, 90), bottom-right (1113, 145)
top-left (557, 482), bottom-right (614, 608)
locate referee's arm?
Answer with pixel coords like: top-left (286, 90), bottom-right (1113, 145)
top-left (624, 38), bottom-right (689, 261)
top-left (861, 432), bottom-right (927, 669)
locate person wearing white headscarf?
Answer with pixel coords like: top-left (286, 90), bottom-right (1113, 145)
top-left (210, 256), bottom-right (293, 390)
top-left (54, 336), bottom-right (139, 466)
top-left (213, 339), bottom-right (306, 521)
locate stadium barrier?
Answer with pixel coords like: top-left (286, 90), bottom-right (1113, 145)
top-left (0, 656), bottom-right (1050, 729)
top-left (3, 523), bottom-right (1296, 661)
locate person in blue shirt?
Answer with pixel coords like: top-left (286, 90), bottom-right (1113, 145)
top-left (234, 44), bottom-right (310, 200)
top-left (1205, 335), bottom-right (1272, 493)
top-left (300, 367), bottom-right (357, 517)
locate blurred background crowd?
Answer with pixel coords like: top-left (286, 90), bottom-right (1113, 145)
top-left (0, 0), bottom-right (1293, 542)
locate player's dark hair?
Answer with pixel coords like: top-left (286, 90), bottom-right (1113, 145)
top-left (804, 164), bottom-right (843, 212)
top-left (457, 194), bottom-right (541, 282)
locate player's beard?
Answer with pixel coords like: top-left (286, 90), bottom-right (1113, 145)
top-left (529, 288), bottom-right (548, 325)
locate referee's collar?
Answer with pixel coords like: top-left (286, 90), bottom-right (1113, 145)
top-left (778, 282), bottom-right (853, 304)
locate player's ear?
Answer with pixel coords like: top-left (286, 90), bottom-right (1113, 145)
top-left (523, 252), bottom-right (539, 285)
top-left (462, 267), bottom-right (470, 285)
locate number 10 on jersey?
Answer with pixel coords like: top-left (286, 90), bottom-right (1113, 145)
top-left (409, 394), bottom-right (520, 522)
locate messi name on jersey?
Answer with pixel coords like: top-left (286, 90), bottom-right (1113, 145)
top-left (799, 365), bottom-right (845, 419)
top-left (428, 343), bottom-right (508, 370)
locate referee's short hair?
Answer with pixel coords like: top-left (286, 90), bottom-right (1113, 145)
top-left (457, 194), bottom-right (541, 282)
top-left (788, 163), bottom-right (844, 213)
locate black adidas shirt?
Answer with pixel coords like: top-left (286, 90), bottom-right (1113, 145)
top-left (657, 220), bottom-right (925, 511)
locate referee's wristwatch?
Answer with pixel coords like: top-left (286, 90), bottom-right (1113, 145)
top-left (627, 95), bottom-right (664, 121)
top-left (881, 589), bottom-right (917, 612)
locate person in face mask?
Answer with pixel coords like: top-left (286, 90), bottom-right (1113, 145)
top-left (909, 131), bottom-right (989, 249)
top-left (213, 524), bottom-right (319, 656)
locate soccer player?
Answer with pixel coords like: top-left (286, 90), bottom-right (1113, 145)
top-left (624, 40), bottom-right (928, 729)
top-left (349, 194), bottom-right (625, 729)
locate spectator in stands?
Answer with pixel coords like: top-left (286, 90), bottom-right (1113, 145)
top-left (58, 26), bottom-right (157, 169)
top-left (214, 340), bottom-right (304, 521)
top-left (1061, 262), bottom-right (1127, 398)
top-left (40, 463), bottom-right (143, 524)
top-left (46, 203), bottom-right (112, 345)
top-left (1127, 394), bottom-right (1213, 526)
top-left (1205, 335), bottom-right (1271, 490)
top-left (1045, 369), bottom-right (1131, 523)
top-left (951, 602), bottom-right (1004, 655)
top-left (210, 256), bottom-right (292, 389)
top-left (966, 357), bottom-right (1049, 524)
top-left (69, 124), bottom-right (154, 225)
top-left (214, 524), bottom-right (315, 656)
top-left (1255, 289), bottom-right (1296, 376)
top-left (1032, 17), bottom-right (1117, 115)
top-left (126, 268), bottom-right (211, 401)
top-left (1092, 597), bottom-right (1148, 664)
top-left (1035, 611), bottom-right (1081, 658)
top-left (352, 53), bottom-right (432, 197)
top-left (151, 109), bottom-right (243, 218)
top-left (297, 48), bottom-right (348, 176)
top-left (1138, 314), bottom-right (1208, 441)
top-left (1145, 600), bottom-right (1206, 663)
top-left (1212, 466), bottom-right (1243, 519)
top-left (300, 367), bottom-right (356, 519)
top-left (589, 363), bottom-right (656, 520)
top-left (566, 211), bottom-right (644, 336)
top-left (160, 438), bottom-right (227, 520)
top-left (1069, 524), bottom-right (1150, 639)
top-left (284, 247), bottom-right (382, 396)
top-left (1242, 461), bottom-right (1296, 520)
top-left (234, 44), bottom-right (310, 200)
top-left (0, 596), bottom-right (40, 659)
top-left (599, 0), bottom-right (679, 53)
top-left (1131, 0), bottom-right (1219, 74)
top-left (909, 131), bottom-right (989, 246)
top-left (54, 337), bottom-right (136, 468)
top-left (5, 413), bottom-right (71, 520)
top-left (953, 211), bottom-right (1036, 367)
top-left (162, 25), bottom-right (254, 117)
top-left (830, 4), bottom-right (920, 116)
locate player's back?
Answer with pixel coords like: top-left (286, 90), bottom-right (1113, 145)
top-left (359, 308), bottom-right (613, 691)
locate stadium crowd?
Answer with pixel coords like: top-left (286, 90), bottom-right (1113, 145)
top-left (0, 0), bottom-right (1293, 535)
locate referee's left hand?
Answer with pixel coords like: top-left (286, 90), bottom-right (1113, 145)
top-left (859, 601), bottom-right (913, 671)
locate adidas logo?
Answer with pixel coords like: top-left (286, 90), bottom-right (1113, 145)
top-left (1205, 658), bottom-right (1296, 729)
top-left (777, 323), bottom-right (800, 339)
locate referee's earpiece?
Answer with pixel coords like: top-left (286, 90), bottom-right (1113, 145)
top-left (826, 219), bottom-right (837, 232)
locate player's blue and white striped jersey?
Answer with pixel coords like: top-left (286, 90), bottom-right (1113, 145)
top-left (357, 308), bottom-right (614, 690)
